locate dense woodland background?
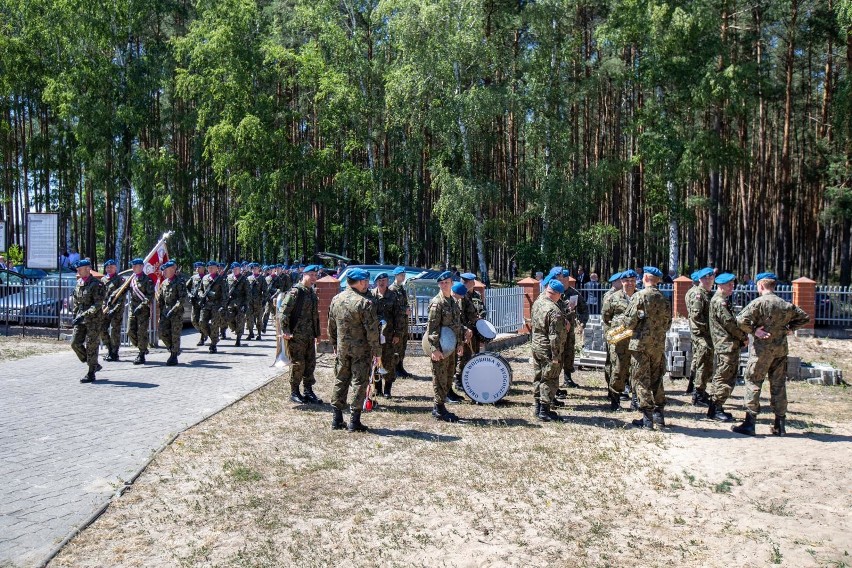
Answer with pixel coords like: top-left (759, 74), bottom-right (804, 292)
top-left (2, 0), bottom-right (852, 283)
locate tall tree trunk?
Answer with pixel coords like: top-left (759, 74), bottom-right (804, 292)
top-left (777, 0), bottom-right (797, 279)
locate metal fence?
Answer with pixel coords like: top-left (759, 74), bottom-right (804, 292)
top-left (485, 286), bottom-right (525, 333)
top-left (815, 285), bottom-right (852, 327)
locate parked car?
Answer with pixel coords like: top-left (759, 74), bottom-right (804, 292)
top-left (0, 271), bottom-right (77, 326)
top-left (336, 265), bottom-right (442, 290)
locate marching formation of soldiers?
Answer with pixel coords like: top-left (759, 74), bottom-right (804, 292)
top-left (71, 257), bottom-right (811, 436)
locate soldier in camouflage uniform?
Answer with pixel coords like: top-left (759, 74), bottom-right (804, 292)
top-left (453, 272), bottom-right (487, 398)
top-left (157, 260), bottom-right (188, 366)
top-left (388, 267), bottom-right (411, 377)
top-left (427, 274), bottom-right (471, 423)
top-left (261, 265), bottom-right (279, 334)
top-left (557, 269), bottom-right (589, 388)
top-left (279, 265), bottom-right (322, 405)
top-left (707, 273), bottom-right (748, 422)
top-left (225, 262), bottom-right (249, 346)
top-left (199, 261), bottom-right (226, 353)
top-left (732, 272), bottom-right (810, 436)
top-left (328, 268), bottom-right (381, 432)
top-left (186, 262), bottom-right (207, 345)
top-left (71, 260), bottom-right (105, 383)
top-left (600, 271), bottom-right (623, 387)
top-left (219, 262), bottom-right (230, 340)
top-left (685, 267), bottom-right (715, 406)
top-left (100, 259), bottom-right (125, 362)
top-left (127, 258), bottom-right (155, 365)
top-left (619, 266), bottom-right (672, 429)
top-left (371, 271), bottom-right (405, 398)
top-left (531, 279), bottom-right (567, 421)
top-left (246, 263), bottom-right (267, 340)
top-left (603, 270), bottom-right (639, 411)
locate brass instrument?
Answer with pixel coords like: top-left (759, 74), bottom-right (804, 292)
top-left (605, 324), bottom-right (634, 345)
top-left (272, 291), bottom-right (291, 368)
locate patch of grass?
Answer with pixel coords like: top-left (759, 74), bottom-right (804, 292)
top-left (770, 541), bottom-right (783, 564)
top-left (755, 498), bottom-right (791, 517)
top-left (223, 461), bottom-right (262, 482)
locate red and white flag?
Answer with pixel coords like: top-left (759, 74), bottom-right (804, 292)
top-left (142, 232), bottom-right (171, 287)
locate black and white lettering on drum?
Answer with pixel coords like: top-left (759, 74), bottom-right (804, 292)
top-left (461, 352), bottom-right (513, 404)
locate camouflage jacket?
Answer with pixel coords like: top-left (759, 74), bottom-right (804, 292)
top-left (265, 274), bottom-right (280, 302)
top-left (101, 273), bottom-right (126, 312)
top-left (226, 273), bottom-right (249, 309)
top-left (389, 281), bottom-right (409, 314)
top-left (200, 273), bottom-right (226, 308)
top-left (621, 285), bottom-right (672, 353)
top-left (460, 290), bottom-right (486, 329)
top-left (371, 287), bottom-right (405, 340)
top-left (601, 287), bottom-right (630, 334)
top-left (531, 294), bottom-right (567, 361)
top-left (127, 272), bottom-right (155, 308)
top-left (736, 292), bottom-right (810, 357)
top-left (247, 273), bottom-right (267, 305)
top-left (278, 282), bottom-right (320, 340)
top-left (709, 291), bottom-right (747, 353)
top-left (328, 287), bottom-right (381, 358)
top-left (426, 292), bottom-right (463, 353)
top-left (186, 273), bottom-right (205, 304)
top-left (73, 275), bottom-right (105, 323)
top-left (685, 285), bottom-right (712, 345)
top-left (561, 286), bottom-right (590, 326)
top-left (157, 275), bottom-right (188, 318)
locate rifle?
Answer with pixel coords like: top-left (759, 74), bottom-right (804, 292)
top-left (103, 275), bottom-right (130, 315)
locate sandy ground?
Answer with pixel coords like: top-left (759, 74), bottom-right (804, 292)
top-left (0, 335), bottom-right (67, 362)
top-left (48, 338), bottom-right (852, 568)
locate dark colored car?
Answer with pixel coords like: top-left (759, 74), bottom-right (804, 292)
top-left (0, 269), bottom-right (77, 326)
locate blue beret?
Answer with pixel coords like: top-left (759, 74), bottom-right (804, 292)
top-left (393, 266), bottom-right (406, 275)
top-left (561, 269), bottom-right (571, 278)
top-left (621, 269), bottom-right (638, 279)
top-left (193, 261), bottom-right (204, 268)
top-left (76, 259), bottom-right (92, 268)
top-left (696, 267), bottom-right (715, 279)
top-left (689, 271), bottom-right (699, 281)
top-left (715, 273), bottom-right (736, 284)
top-left (130, 258), bottom-right (144, 266)
top-left (103, 259), bottom-right (116, 267)
top-left (756, 272), bottom-right (777, 282)
top-left (347, 268), bottom-right (369, 281)
top-left (451, 282), bottom-right (467, 295)
top-left (228, 261), bottom-right (239, 269)
top-left (161, 260), bottom-right (176, 270)
top-left (303, 265), bottom-right (320, 273)
top-left (542, 274), bottom-right (553, 287)
top-left (374, 271), bottom-right (389, 280)
top-left (644, 266), bottom-right (663, 278)
top-left (460, 272), bottom-right (476, 281)
top-left (206, 260), bottom-right (218, 267)
top-left (548, 267), bottom-right (562, 277)
top-left (547, 280), bottom-right (565, 293)
top-left (436, 271), bottom-right (452, 282)
top-left (608, 272), bottom-right (622, 283)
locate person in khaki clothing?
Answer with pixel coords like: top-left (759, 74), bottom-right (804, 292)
top-left (530, 279), bottom-right (567, 422)
top-left (707, 273), bottom-right (747, 422)
top-left (225, 262), bottom-right (249, 346)
top-left (100, 259), bottom-right (125, 362)
top-left (127, 258), bottom-right (155, 365)
top-left (71, 260), bottom-right (105, 383)
top-left (186, 262), bottom-right (207, 345)
top-left (157, 261), bottom-right (187, 366)
top-left (599, 271), bottom-right (623, 388)
top-left (732, 272), bottom-right (810, 437)
top-left (328, 268), bottom-right (381, 433)
top-left (388, 267), bottom-right (411, 377)
top-left (279, 265), bottom-right (322, 405)
top-left (685, 267), bottom-right (715, 405)
top-left (371, 271), bottom-right (405, 398)
top-left (556, 268), bottom-right (589, 388)
top-left (619, 266), bottom-right (672, 430)
top-left (453, 272), bottom-right (487, 398)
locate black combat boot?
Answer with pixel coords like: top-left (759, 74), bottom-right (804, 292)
top-left (632, 410), bottom-right (654, 430)
top-left (556, 388), bottom-right (568, 399)
top-left (221, 329), bottom-right (227, 340)
top-left (290, 390), bottom-right (307, 404)
top-left (166, 353), bottom-right (178, 367)
top-left (446, 387), bottom-right (464, 403)
top-left (692, 390), bottom-right (709, 407)
top-left (551, 398), bottom-right (565, 408)
top-left (708, 403), bottom-right (733, 422)
top-left (630, 391), bottom-right (640, 411)
top-left (652, 407), bottom-right (666, 427)
top-left (432, 404), bottom-right (458, 422)
top-left (105, 350), bottom-right (118, 362)
top-left (620, 385), bottom-right (631, 401)
top-left (80, 369), bottom-right (96, 383)
top-left (197, 335), bottom-right (206, 346)
top-left (732, 413), bottom-right (756, 436)
top-left (382, 379), bottom-right (393, 398)
top-left (133, 353), bottom-right (145, 365)
top-left (609, 392), bottom-right (621, 412)
top-left (208, 344), bottom-right (217, 353)
top-left (533, 400), bottom-right (541, 417)
top-left (537, 403), bottom-right (554, 422)
top-left (331, 407), bottom-right (345, 430)
top-left (771, 415), bottom-right (786, 436)
top-left (685, 376), bottom-right (695, 394)
top-left (396, 362), bottom-right (410, 378)
top-left (234, 336), bottom-right (242, 347)
top-left (303, 388), bottom-right (323, 405)
top-left (348, 410), bottom-right (369, 432)
top-left (562, 371), bottom-right (579, 388)
top-left (247, 333), bottom-right (255, 340)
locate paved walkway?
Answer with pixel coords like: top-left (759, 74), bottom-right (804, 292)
top-left (0, 329), bottom-right (283, 567)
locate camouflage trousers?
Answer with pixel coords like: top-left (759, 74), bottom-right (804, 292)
top-left (711, 350), bottom-right (739, 407)
top-left (331, 351), bottom-right (372, 412)
top-left (378, 340), bottom-right (398, 379)
top-left (159, 312), bottom-right (183, 354)
top-left (395, 330), bottom-right (409, 367)
top-left (101, 308), bottom-right (123, 354)
top-left (608, 342), bottom-right (630, 396)
top-left (454, 336), bottom-right (480, 383)
top-left (743, 353), bottom-right (788, 417)
top-left (431, 352), bottom-right (457, 405)
top-left (200, 306), bottom-right (225, 346)
top-left (288, 337), bottom-right (317, 392)
top-left (532, 350), bottom-right (561, 405)
top-left (191, 302), bottom-right (205, 338)
top-left (562, 330), bottom-right (576, 373)
top-left (690, 338), bottom-right (714, 392)
top-left (227, 306), bottom-right (246, 337)
top-left (629, 349), bottom-right (666, 411)
top-left (71, 320), bottom-right (101, 370)
top-left (128, 305), bottom-right (150, 353)
top-left (247, 301), bottom-right (264, 336)
top-left (262, 299), bottom-right (275, 333)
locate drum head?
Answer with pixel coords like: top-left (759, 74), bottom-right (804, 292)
top-left (421, 326), bottom-right (458, 356)
top-left (462, 352), bottom-right (513, 404)
top-left (475, 319), bottom-right (497, 340)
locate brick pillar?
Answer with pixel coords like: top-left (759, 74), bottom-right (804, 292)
top-left (673, 275), bottom-right (692, 318)
top-left (792, 277), bottom-right (816, 335)
top-left (315, 275), bottom-right (340, 341)
top-left (473, 280), bottom-right (486, 302)
top-left (517, 277), bottom-right (540, 334)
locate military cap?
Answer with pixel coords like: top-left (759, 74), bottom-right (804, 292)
top-left (393, 267), bottom-right (406, 275)
top-left (347, 268), bottom-right (369, 281)
top-left (608, 272), bottom-right (622, 283)
top-left (621, 269), bottom-right (638, 279)
top-left (193, 261), bottom-right (204, 268)
top-left (460, 272), bottom-right (476, 281)
top-left (161, 260), bottom-right (176, 270)
top-left (561, 269), bottom-right (571, 278)
top-left (547, 279), bottom-right (565, 293)
top-left (103, 259), bottom-right (116, 267)
top-left (374, 271), bottom-right (389, 281)
top-left (696, 267), bottom-right (715, 280)
top-left (303, 265), bottom-right (320, 273)
top-left (715, 273), bottom-right (736, 285)
top-left (230, 261), bottom-right (241, 269)
top-left (548, 266), bottom-right (563, 277)
top-left (451, 282), bottom-right (467, 295)
top-left (130, 258), bottom-right (144, 266)
top-left (75, 259), bottom-right (92, 268)
top-left (206, 260), bottom-right (218, 267)
top-left (690, 270), bottom-right (699, 281)
top-left (756, 272), bottom-right (777, 282)
top-left (644, 266), bottom-right (663, 278)
top-left (436, 271), bottom-right (453, 282)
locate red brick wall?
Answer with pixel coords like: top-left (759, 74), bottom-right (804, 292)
top-left (315, 275), bottom-right (341, 341)
top-left (792, 277), bottom-right (816, 331)
top-left (517, 277), bottom-right (540, 334)
top-left (673, 275), bottom-right (692, 318)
